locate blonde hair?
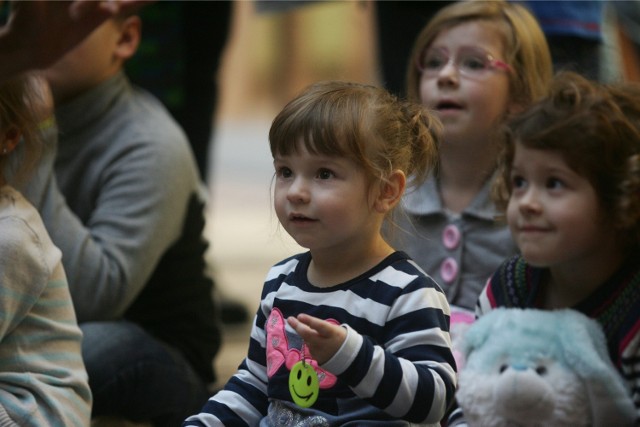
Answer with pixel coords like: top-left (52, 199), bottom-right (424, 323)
top-left (269, 81), bottom-right (441, 214)
top-left (0, 73), bottom-right (47, 185)
top-left (495, 71), bottom-right (640, 250)
top-left (406, 1), bottom-right (553, 107)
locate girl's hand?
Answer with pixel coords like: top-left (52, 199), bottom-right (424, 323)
top-left (287, 313), bottom-right (347, 365)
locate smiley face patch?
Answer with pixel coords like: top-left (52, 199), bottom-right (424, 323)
top-left (266, 308), bottom-right (338, 408)
top-left (289, 360), bottom-right (320, 407)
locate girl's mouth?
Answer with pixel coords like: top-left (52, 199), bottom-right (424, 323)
top-left (435, 100), bottom-right (463, 111)
top-left (289, 213), bottom-right (316, 223)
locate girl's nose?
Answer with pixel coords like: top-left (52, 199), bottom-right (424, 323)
top-left (518, 188), bottom-right (542, 214)
top-left (287, 177), bottom-right (310, 204)
top-left (437, 61), bottom-right (460, 86)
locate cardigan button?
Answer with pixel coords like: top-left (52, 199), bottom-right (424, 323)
top-left (440, 257), bottom-right (458, 283)
top-left (442, 224), bottom-right (461, 250)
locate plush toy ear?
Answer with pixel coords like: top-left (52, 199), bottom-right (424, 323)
top-left (460, 308), bottom-right (504, 360)
top-left (556, 310), bottom-right (636, 425)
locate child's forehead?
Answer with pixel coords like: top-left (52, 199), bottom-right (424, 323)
top-left (277, 135), bottom-right (364, 162)
top-left (277, 133), bottom-right (348, 153)
top-left (514, 142), bottom-right (557, 157)
top-left (273, 149), bottom-right (359, 172)
top-left (512, 144), bottom-right (576, 172)
top-left (431, 19), bottom-right (507, 47)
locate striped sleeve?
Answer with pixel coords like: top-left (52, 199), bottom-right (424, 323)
top-left (183, 257), bottom-right (300, 426)
top-left (323, 261), bottom-right (457, 424)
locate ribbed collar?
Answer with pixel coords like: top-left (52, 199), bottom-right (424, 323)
top-left (401, 172), bottom-right (501, 221)
top-left (54, 71), bottom-right (128, 137)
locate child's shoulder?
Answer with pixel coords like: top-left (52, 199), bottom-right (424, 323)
top-left (0, 189), bottom-right (54, 285)
top-left (264, 252), bottom-right (309, 282)
top-left (378, 251), bottom-right (444, 291)
top-left (483, 255), bottom-right (543, 309)
top-left (0, 186), bottom-right (38, 222)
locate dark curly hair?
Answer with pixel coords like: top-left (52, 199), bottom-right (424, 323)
top-left (494, 71), bottom-right (640, 250)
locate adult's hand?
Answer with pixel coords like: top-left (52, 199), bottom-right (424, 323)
top-left (0, 0), bottom-right (153, 81)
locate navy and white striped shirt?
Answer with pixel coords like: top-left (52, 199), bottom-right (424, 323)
top-left (185, 251), bottom-right (456, 426)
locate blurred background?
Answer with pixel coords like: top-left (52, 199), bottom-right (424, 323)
top-left (208, 1), bottom-right (378, 302)
top-left (217, 1), bottom-right (379, 120)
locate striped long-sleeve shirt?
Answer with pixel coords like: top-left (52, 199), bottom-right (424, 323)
top-left (476, 254), bottom-right (640, 423)
top-left (184, 251), bottom-right (457, 426)
top-left (0, 186), bottom-right (91, 426)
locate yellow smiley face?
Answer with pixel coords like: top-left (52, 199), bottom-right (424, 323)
top-left (289, 361), bottom-right (319, 407)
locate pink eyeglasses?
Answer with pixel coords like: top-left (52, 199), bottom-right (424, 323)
top-left (417, 46), bottom-right (511, 78)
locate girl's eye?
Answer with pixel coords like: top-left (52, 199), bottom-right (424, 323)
top-left (460, 55), bottom-right (487, 71)
top-left (546, 177), bottom-right (565, 190)
top-left (510, 175), bottom-right (526, 190)
top-left (317, 169), bottom-right (333, 180)
top-left (276, 167), bottom-right (292, 178)
top-left (424, 54), bottom-right (446, 70)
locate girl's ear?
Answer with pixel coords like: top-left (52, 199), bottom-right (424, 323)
top-left (114, 15), bottom-right (141, 61)
top-left (374, 170), bottom-right (406, 213)
top-left (0, 126), bottom-right (22, 155)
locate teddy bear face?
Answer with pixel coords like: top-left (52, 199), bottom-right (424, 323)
top-left (454, 308), bottom-right (636, 427)
top-left (457, 354), bottom-right (591, 426)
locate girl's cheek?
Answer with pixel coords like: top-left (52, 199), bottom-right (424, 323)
top-left (419, 82), bottom-right (431, 106)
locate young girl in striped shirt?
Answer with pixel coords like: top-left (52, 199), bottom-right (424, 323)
top-left (184, 81), bottom-right (456, 426)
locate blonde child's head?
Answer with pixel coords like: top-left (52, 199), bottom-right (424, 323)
top-left (495, 71), bottom-right (640, 250)
top-left (269, 80), bottom-right (440, 214)
top-left (0, 73), bottom-right (48, 186)
top-left (406, 1), bottom-right (552, 108)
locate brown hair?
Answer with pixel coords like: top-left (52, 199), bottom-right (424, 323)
top-left (0, 73), bottom-right (47, 185)
top-left (269, 80), bottom-right (441, 215)
top-left (494, 71), bottom-right (640, 249)
top-left (406, 1), bottom-right (552, 107)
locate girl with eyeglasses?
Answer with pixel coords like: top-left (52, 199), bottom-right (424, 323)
top-left (389, 1), bottom-right (553, 314)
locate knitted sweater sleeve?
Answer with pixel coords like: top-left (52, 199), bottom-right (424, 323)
top-left (183, 298), bottom-right (272, 426)
top-left (0, 196), bottom-right (91, 426)
top-left (22, 90), bottom-right (199, 321)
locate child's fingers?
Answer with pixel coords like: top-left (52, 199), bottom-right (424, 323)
top-left (296, 314), bottom-right (338, 338)
top-left (286, 315), bottom-right (300, 329)
top-left (287, 315), bottom-right (319, 339)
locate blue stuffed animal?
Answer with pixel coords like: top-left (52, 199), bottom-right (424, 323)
top-left (456, 308), bottom-right (636, 427)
